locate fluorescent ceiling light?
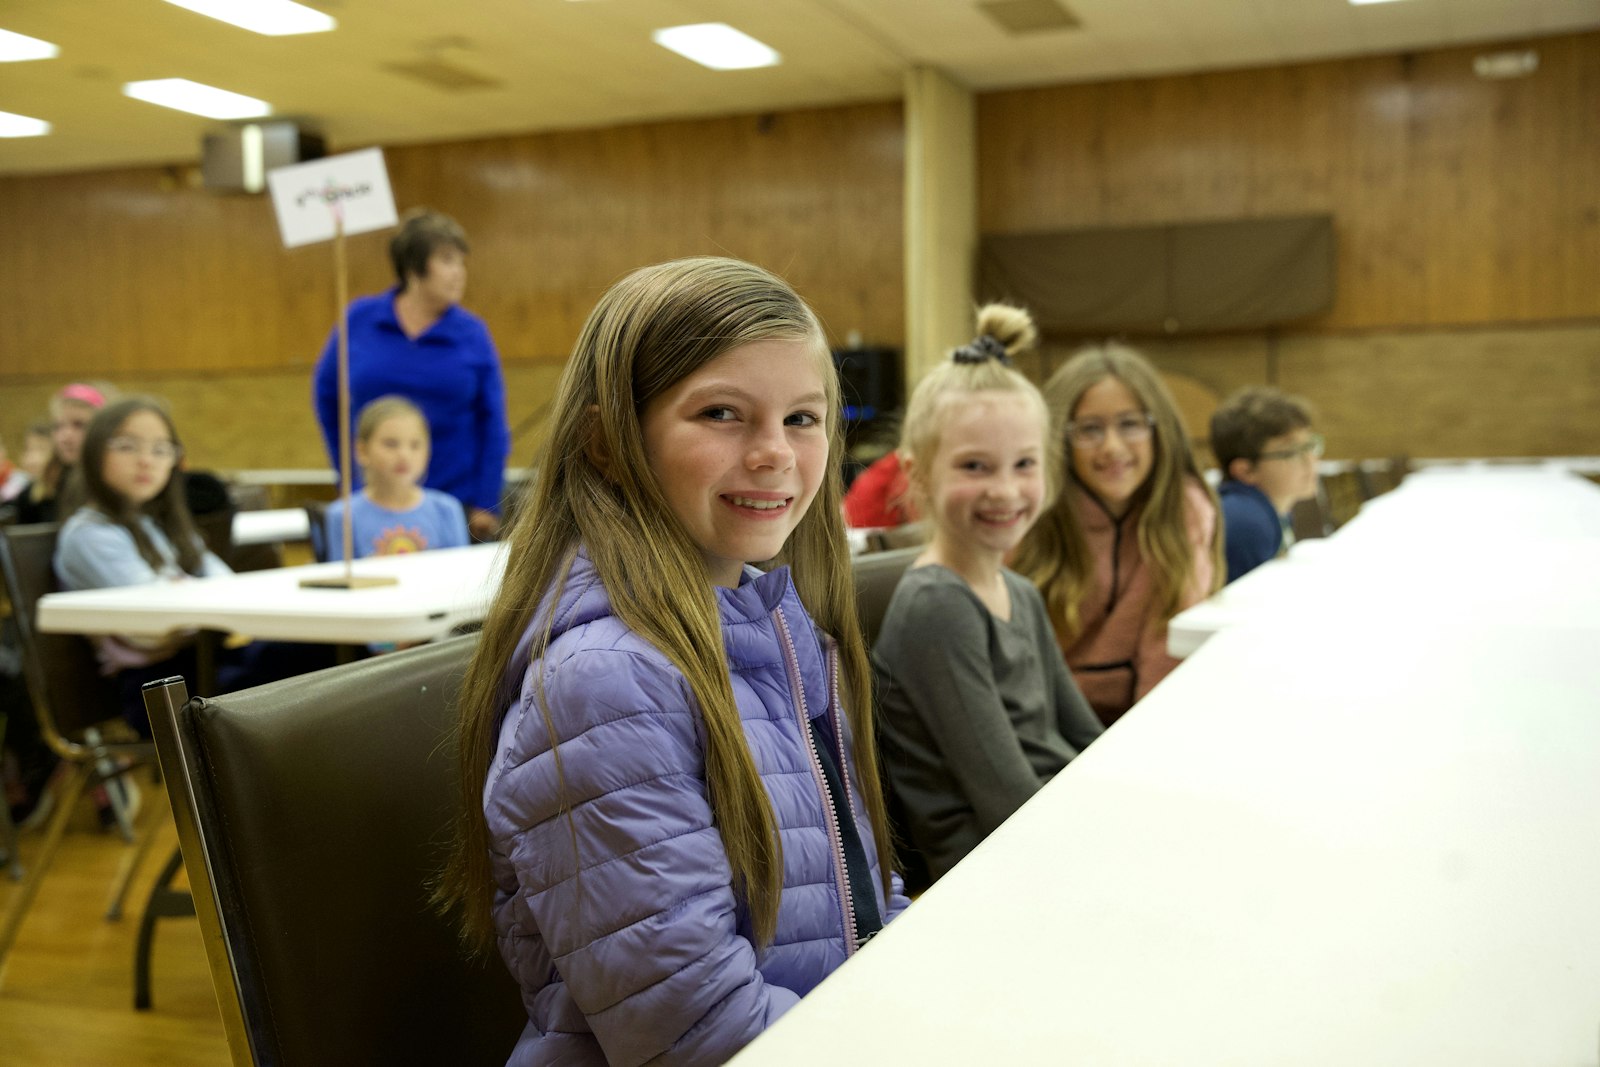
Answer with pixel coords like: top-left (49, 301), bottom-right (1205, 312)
top-left (0, 27), bottom-right (60, 61)
top-left (1349, 0), bottom-right (1409, 5)
top-left (160, 0), bottom-right (336, 36)
top-left (123, 78), bottom-right (272, 120)
top-left (652, 23), bottom-right (779, 71)
top-left (0, 109), bottom-right (51, 137)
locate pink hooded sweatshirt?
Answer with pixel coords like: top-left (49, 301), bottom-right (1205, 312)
top-left (1056, 478), bottom-right (1217, 726)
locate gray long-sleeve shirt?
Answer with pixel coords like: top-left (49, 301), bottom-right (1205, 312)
top-left (873, 563), bottom-right (1103, 882)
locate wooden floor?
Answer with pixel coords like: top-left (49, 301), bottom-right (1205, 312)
top-left (0, 778), bottom-right (230, 1065)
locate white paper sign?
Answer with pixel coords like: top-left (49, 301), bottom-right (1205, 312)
top-left (266, 147), bottom-right (398, 248)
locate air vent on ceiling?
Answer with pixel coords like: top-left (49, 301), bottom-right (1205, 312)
top-left (381, 59), bottom-right (502, 92)
top-left (977, 0), bottom-right (1081, 34)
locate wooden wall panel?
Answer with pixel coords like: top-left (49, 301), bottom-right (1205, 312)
top-left (978, 32), bottom-right (1600, 331)
top-left (0, 101), bottom-right (904, 381)
top-left (0, 362), bottom-right (566, 477)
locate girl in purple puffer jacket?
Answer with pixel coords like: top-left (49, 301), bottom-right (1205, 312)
top-left (437, 257), bottom-right (910, 1066)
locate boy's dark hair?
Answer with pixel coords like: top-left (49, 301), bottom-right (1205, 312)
top-left (1210, 386), bottom-right (1316, 472)
top-left (389, 209), bottom-right (469, 289)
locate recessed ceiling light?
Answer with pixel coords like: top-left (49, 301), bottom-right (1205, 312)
top-left (160, 0), bottom-right (335, 36)
top-left (0, 27), bottom-right (60, 61)
top-left (123, 78), bottom-right (272, 120)
top-left (1349, 0), bottom-right (1409, 5)
top-left (0, 109), bottom-right (50, 137)
top-left (652, 23), bottom-right (779, 71)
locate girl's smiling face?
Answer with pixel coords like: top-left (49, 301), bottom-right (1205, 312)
top-left (918, 390), bottom-right (1046, 563)
top-left (1069, 376), bottom-right (1154, 516)
top-left (638, 338), bottom-right (830, 587)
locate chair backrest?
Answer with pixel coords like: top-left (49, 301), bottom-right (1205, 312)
top-left (143, 634), bottom-right (524, 1067)
top-left (870, 521), bottom-right (929, 552)
top-left (0, 523), bottom-right (124, 747)
top-left (303, 500), bottom-right (329, 563)
top-left (191, 507), bottom-right (237, 563)
top-left (852, 545), bottom-right (921, 652)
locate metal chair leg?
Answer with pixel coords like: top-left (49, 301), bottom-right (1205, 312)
top-left (133, 845), bottom-right (196, 1011)
top-left (0, 762), bottom-right (91, 972)
top-left (106, 796), bottom-right (167, 921)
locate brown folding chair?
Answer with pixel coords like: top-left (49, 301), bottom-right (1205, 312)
top-left (0, 523), bottom-right (167, 971)
top-left (142, 634), bottom-right (524, 1066)
top-left (849, 545), bottom-right (930, 893)
top-left (852, 546), bottom-right (921, 649)
top-left (302, 499), bottom-right (330, 563)
top-left (863, 520), bottom-right (928, 554)
top-left (1322, 467), bottom-right (1366, 529)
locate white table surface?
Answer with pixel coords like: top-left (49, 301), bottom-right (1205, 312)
top-left (1170, 467), bottom-right (1600, 659)
top-left (230, 507), bottom-right (311, 546)
top-left (37, 543), bottom-right (504, 645)
top-left (731, 615), bottom-right (1600, 1066)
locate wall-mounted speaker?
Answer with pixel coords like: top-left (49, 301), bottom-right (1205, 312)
top-left (201, 121), bottom-right (325, 194)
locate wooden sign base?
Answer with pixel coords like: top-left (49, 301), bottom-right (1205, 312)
top-left (298, 574), bottom-right (401, 590)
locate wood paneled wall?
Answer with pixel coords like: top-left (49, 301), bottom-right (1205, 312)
top-left (5, 33), bottom-right (1599, 469)
top-left (978, 32), bottom-right (1600, 331)
top-left (980, 31), bottom-right (1600, 460)
top-left (0, 101), bottom-right (904, 381)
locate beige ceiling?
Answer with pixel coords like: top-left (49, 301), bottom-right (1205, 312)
top-left (1, 0), bottom-right (1595, 176)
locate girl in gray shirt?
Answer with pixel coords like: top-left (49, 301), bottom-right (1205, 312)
top-left (873, 307), bottom-right (1103, 885)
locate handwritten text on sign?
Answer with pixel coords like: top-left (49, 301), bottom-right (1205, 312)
top-left (267, 147), bottom-right (398, 248)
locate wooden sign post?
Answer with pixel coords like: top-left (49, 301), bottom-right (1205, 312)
top-left (266, 149), bottom-right (400, 589)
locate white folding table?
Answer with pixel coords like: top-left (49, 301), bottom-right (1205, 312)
top-left (37, 543), bottom-right (505, 647)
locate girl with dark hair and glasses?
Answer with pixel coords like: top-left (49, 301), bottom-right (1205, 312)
top-left (1013, 342), bottom-right (1223, 727)
top-left (54, 398), bottom-right (334, 735)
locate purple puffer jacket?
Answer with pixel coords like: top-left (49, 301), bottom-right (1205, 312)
top-left (484, 548), bottom-right (910, 1066)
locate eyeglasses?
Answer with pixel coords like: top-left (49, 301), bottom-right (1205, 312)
top-left (1065, 412), bottom-right (1155, 450)
top-left (107, 436), bottom-right (182, 462)
top-left (1257, 434), bottom-right (1325, 462)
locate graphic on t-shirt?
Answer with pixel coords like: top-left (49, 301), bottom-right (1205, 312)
top-left (371, 524), bottom-right (427, 555)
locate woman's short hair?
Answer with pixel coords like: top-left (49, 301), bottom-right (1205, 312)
top-left (389, 209), bottom-right (469, 288)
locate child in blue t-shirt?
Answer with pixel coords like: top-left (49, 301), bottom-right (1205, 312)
top-left (324, 396), bottom-right (471, 561)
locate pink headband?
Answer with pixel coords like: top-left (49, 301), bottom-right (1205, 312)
top-left (58, 383), bottom-right (107, 408)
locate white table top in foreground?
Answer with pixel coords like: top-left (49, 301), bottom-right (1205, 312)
top-left (37, 543), bottom-right (504, 645)
top-left (732, 616), bottom-right (1600, 1067)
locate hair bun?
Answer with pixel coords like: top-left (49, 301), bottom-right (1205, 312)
top-left (952, 334), bottom-right (1012, 366)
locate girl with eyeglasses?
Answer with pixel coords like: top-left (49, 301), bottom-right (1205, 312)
top-left (54, 397), bottom-right (334, 735)
top-left (1013, 343), bottom-right (1222, 727)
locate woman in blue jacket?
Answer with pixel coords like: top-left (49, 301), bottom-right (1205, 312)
top-left (312, 209), bottom-right (509, 540)
top-left (437, 257), bottom-right (909, 1066)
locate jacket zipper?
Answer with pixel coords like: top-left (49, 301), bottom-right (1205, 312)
top-left (773, 605), bottom-right (859, 957)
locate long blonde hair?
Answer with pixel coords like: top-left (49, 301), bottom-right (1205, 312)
top-left (1013, 342), bottom-right (1222, 635)
top-left (436, 257), bottom-right (893, 954)
top-left (898, 304), bottom-right (1056, 515)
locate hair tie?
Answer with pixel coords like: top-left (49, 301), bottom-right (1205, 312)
top-left (59, 383), bottom-right (107, 408)
top-left (952, 334), bottom-right (1011, 366)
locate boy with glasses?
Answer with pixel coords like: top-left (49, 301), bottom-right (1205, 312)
top-left (1210, 387), bottom-right (1324, 583)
